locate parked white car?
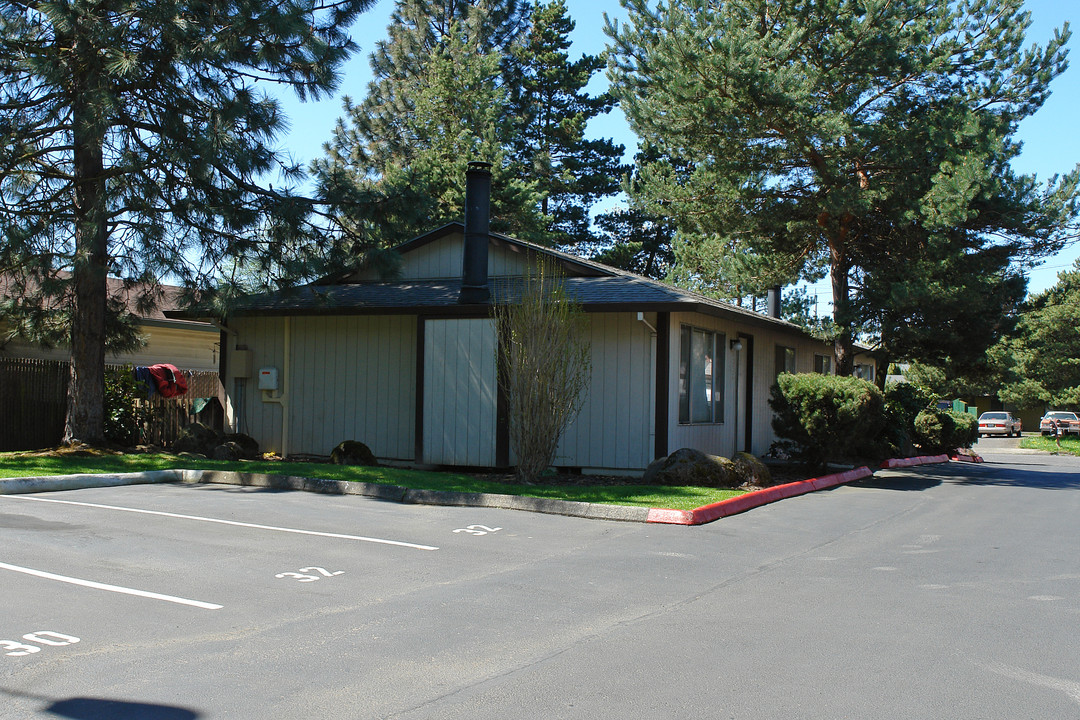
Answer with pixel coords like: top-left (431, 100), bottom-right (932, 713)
top-left (1040, 411), bottom-right (1080, 436)
top-left (978, 412), bottom-right (1022, 437)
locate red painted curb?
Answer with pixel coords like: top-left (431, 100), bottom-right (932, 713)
top-left (950, 453), bottom-right (984, 463)
top-left (647, 466), bottom-right (874, 526)
top-left (879, 454), bottom-right (950, 469)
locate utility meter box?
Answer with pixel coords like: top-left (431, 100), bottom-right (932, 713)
top-left (258, 366), bottom-right (279, 391)
top-left (230, 349), bottom-right (253, 378)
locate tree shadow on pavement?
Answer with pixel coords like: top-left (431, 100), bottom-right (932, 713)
top-left (852, 455), bottom-right (1080, 492)
top-left (1, 689), bottom-right (201, 720)
top-left (44, 698), bottom-right (200, 720)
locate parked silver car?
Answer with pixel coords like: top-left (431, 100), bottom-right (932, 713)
top-left (978, 411), bottom-right (1022, 437)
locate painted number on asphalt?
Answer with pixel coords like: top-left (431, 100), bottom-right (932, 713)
top-left (453, 525), bottom-right (502, 536)
top-left (275, 566), bottom-right (344, 583)
top-left (2, 631), bottom-right (80, 657)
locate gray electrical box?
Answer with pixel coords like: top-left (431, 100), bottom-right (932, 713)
top-left (258, 366), bottom-right (278, 390)
top-left (231, 349), bottom-right (253, 378)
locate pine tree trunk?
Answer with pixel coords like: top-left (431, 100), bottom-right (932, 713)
top-left (63, 31), bottom-right (108, 446)
top-left (829, 234), bottom-right (856, 377)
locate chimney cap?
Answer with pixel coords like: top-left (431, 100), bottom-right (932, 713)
top-left (467, 161), bottom-right (492, 174)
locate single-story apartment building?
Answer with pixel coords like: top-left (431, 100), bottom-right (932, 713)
top-left (171, 163), bottom-right (875, 473)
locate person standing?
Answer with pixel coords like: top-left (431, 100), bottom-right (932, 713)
top-left (1051, 418), bottom-right (1063, 450)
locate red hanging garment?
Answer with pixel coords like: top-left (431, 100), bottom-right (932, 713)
top-left (147, 363), bottom-right (188, 398)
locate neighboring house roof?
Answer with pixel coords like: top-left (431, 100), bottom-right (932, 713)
top-left (166, 223), bottom-right (818, 337)
top-left (1, 273), bottom-right (216, 333)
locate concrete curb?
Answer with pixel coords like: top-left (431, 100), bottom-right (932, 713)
top-left (949, 452), bottom-right (984, 463)
top-left (645, 466), bottom-right (875, 526)
top-left (0, 469), bottom-right (650, 523)
top-left (0, 470), bottom-right (185, 495)
top-left (0, 452), bottom-right (961, 524)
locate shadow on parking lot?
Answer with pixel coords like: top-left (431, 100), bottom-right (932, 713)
top-left (853, 455), bottom-right (1080, 492)
top-left (1, 689), bottom-right (200, 720)
top-left (851, 473), bottom-right (944, 492)
top-left (44, 697), bottom-right (200, 719)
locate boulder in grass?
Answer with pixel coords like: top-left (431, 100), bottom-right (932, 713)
top-left (642, 448), bottom-right (740, 488)
top-left (732, 452), bottom-right (772, 487)
top-left (171, 422), bottom-right (221, 456)
top-left (330, 440), bottom-right (378, 466)
top-left (212, 442), bottom-right (242, 461)
top-left (223, 433), bottom-right (259, 460)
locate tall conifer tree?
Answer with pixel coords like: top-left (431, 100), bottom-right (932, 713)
top-left (506, 0), bottom-right (626, 248)
top-left (608, 0), bottom-right (1079, 374)
top-left (316, 0), bottom-right (544, 245)
top-left (0, 0), bottom-right (372, 444)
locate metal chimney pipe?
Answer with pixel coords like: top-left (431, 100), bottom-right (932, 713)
top-left (767, 286), bottom-right (782, 319)
top-left (459, 161), bottom-right (492, 304)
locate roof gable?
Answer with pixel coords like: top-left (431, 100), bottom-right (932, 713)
top-left (328, 223), bottom-right (615, 283)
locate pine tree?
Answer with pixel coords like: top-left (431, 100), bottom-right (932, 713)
top-left (316, 24), bottom-right (543, 246)
top-left (997, 260), bottom-right (1080, 410)
top-left (315, 0), bottom-right (545, 246)
top-left (0, 0), bottom-right (372, 444)
top-left (608, 0), bottom-right (1079, 374)
top-left (506, 0), bottom-right (626, 248)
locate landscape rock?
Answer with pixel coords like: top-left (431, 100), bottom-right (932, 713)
top-left (171, 422), bottom-right (222, 456)
top-left (732, 452), bottom-right (772, 486)
top-left (223, 433), bottom-right (259, 460)
top-left (212, 442), bottom-right (241, 461)
top-left (642, 448), bottom-right (740, 488)
top-left (330, 440), bottom-right (378, 466)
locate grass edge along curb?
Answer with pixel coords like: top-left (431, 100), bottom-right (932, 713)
top-left (645, 466), bottom-right (875, 526)
top-left (0, 469), bottom-right (651, 523)
top-left (1, 455), bottom-right (963, 524)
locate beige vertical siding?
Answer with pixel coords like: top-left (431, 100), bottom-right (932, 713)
top-left (229, 315), bottom-right (416, 460)
top-left (355, 232), bottom-right (530, 281)
top-left (556, 313), bottom-right (654, 471)
top-left (422, 318), bottom-right (498, 466)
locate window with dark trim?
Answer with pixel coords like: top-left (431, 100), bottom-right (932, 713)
top-left (678, 325), bottom-right (726, 424)
top-left (814, 353), bottom-right (832, 375)
top-left (775, 345), bottom-right (796, 379)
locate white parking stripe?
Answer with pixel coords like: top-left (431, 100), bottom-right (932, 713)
top-left (0, 561), bottom-right (223, 610)
top-left (1, 495), bottom-right (440, 551)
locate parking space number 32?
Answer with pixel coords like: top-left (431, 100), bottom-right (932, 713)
top-left (454, 525), bottom-right (501, 536)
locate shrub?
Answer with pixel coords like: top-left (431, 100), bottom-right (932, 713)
top-left (494, 260), bottom-right (591, 484)
top-left (912, 409), bottom-right (978, 454)
top-left (103, 364), bottom-right (147, 447)
top-left (883, 382), bottom-right (937, 456)
top-left (769, 373), bottom-right (885, 470)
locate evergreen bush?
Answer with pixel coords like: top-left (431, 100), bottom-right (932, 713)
top-left (883, 382), bottom-right (938, 456)
top-left (769, 373), bottom-right (885, 470)
top-left (912, 409), bottom-right (978, 454)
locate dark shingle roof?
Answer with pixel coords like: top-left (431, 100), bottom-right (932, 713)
top-left (165, 222), bottom-right (813, 334)
top-left (196, 274), bottom-right (804, 333)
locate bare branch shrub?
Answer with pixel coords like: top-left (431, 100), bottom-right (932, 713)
top-left (495, 260), bottom-right (591, 483)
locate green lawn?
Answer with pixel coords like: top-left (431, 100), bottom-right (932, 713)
top-left (1018, 434), bottom-right (1080, 456)
top-left (0, 451), bottom-right (747, 511)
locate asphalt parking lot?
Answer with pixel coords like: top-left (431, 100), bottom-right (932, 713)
top-left (3, 453), bottom-right (1079, 719)
top-left (1, 482), bottom-right (673, 719)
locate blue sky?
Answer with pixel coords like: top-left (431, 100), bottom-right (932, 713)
top-left (272, 0), bottom-right (1078, 305)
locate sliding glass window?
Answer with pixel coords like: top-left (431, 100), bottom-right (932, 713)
top-left (678, 325), bottom-right (726, 424)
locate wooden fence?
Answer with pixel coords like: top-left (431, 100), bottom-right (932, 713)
top-left (0, 357), bottom-right (223, 452)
